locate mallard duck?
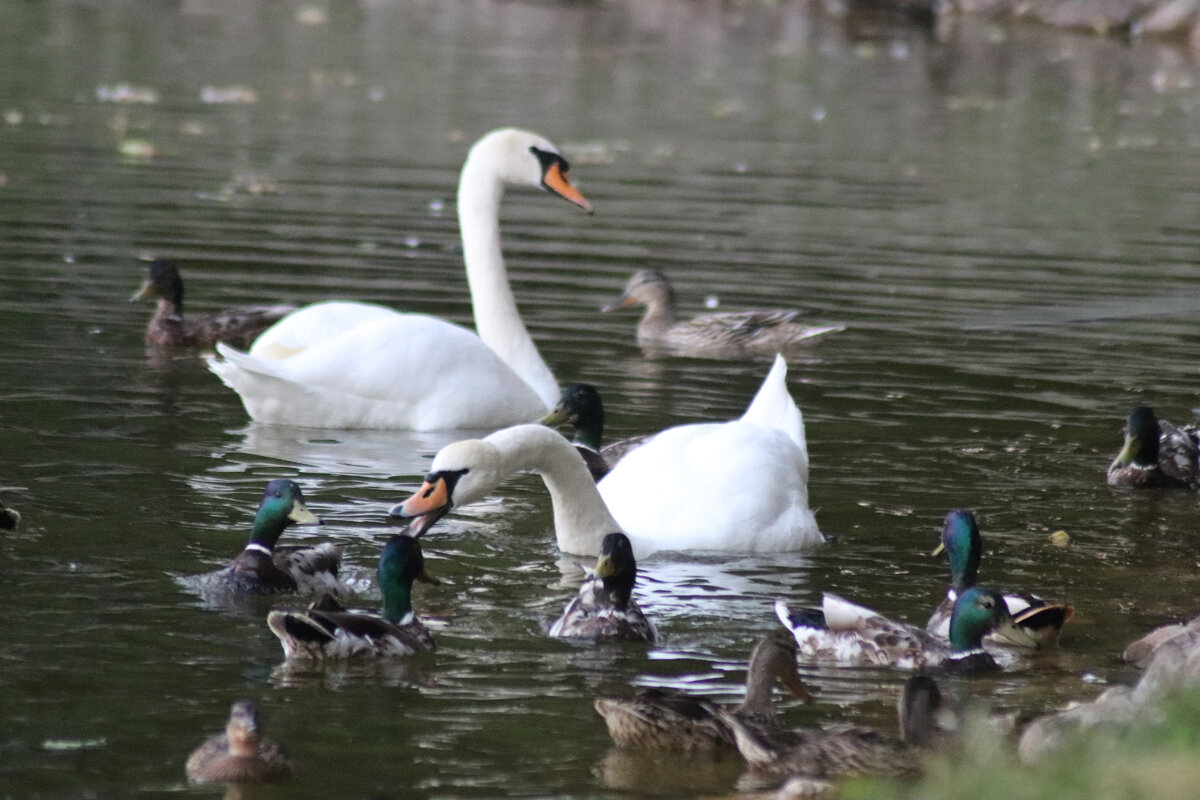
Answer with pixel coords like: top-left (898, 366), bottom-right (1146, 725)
top-left (775, 587), bottom-right (1037, 674)
top-left (540, 383), bottom-right (650, 481)
top-left (392, 356), bottom-right (823, 556)
top-left (266, 534), bottom-right (436, 659)
top-left (549, 532), bottom-right (656, 642)
top-left (131, 258), bottom-right (294, 349)
top-left (1107, 406), bottom-right (1199, 489)
top-left (193, 479), bottom-right (345, 596)
top-left (185, 700), bottom-right (292, 784)
top-left (208, 128), bottom-right (593, 430)
top-left (594, 636), bottom-right (812, 752)
top-left (717, 704), bottom-right (915, 780)
top-left (926, 509), bottom-right (1073, 648)
top-left (601, 269), bottom-right (843, 357)
top-left (715, 674), bottom-right (957, 782)
top-left (0, 498), bottom-right (19, 530)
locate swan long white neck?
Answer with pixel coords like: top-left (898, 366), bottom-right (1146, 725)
top-left (457, 152), bottom-right (559, 410)
top-left (484, 425), bottom-right (621, 556)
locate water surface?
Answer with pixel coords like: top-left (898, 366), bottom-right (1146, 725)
top-left (4, 2), bottom-right (1200, 798)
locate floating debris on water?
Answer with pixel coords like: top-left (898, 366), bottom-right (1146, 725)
top-left (43, 737), bottom-right (107, 751)
top-left (96, 83), bottom-right (159, 104)
top-left (200, 85), bottom-right (258, 104)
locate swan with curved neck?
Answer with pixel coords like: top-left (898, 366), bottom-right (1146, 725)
top-left (208, 128), bottom-right (592, 430)
top-left (393, 356), bottom-right (824, 556)
top-left (395, 424), bottom-right (623, 556)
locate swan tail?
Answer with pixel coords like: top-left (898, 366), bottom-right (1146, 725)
top-left (740, 354), bottom-right (808, 476)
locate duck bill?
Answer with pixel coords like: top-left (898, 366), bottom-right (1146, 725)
top-left (542, 162), bottom-right (593, 213)
top-left (993, 616), bottom-right (1039, 648)
top-left (931, 542), bottom-right (946, 558)
top-left (780, 671), bottom-right (814, 704)
top-left (1111, 434), bottom-right (1138, 468)
top-left (389, 478), bottom-right (452, 538)
top-left (539, 405), bottom-right (570, 426)
top-left (288, 500), bottom-right (322, 525)
top-left (129, 280), bottom-right (155, 303)
top-left (593, 552), bottom-right (616, 579)
top-left (600, 292), bottom-right (635, 313)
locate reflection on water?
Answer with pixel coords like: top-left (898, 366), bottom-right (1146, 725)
top-left (5, 0), bottom-right (1200, 797)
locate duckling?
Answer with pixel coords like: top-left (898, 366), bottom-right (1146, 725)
top-left (775, 587), bottom-right (1036, 674)
top-left (0, 498), bottom-right (19, 530)
top-left (185, 700), bottom-right (292, 784)
top-left (540, 383), bottom-right (650, 481)
top-left (266, 534), bottom-right (436, 659)
top-left (131, 258), bottom-right (294, 349)
top-left (926, 510), bottom-right (1073, 648)
top-left (601, 269), bottom-right (842, 357)
top-left (594, 636), bottom-right (812, 752)
top-left (193, 479), bottom-right (345, 596)
top-left (1107, 406), bottom-right (1199, 489)
top-left (549, 532), bottom-right (656, 642)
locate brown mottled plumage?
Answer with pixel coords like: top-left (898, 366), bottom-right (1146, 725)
top-left (1107, 406), bottom-right (1199, 489)
top-left (719, 707), bottom-right (916, 780)
top-left (131, 258), bottom-right (294, 349)
top-left (594, 637), bottom-right (812, 752)
top-left (601, 269), bottom-right (842, 357)
top-left (185, 701), bottom-right (292, 785)
top-left (549, 533), bottom-right (655, 642)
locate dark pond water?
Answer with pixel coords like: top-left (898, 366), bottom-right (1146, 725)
top-left (5, 1), bottom-right (1200, 797)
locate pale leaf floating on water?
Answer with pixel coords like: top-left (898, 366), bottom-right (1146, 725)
top-left (42, 737), bottom-right (107, 751)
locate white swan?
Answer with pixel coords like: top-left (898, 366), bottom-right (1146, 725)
top-left (391, 355), bottom-right (822, 557)
top-left (207, 128), bottom-right (593, 430)
top-left (597, 354), bottom-right (820, 552)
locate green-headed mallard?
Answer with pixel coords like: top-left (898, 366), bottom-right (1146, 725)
top-left (185, 700), bottom-right (292, 785)
top-left (549, 532), bottom-right (656, 642)
top-left (594, 636), bottom-right (812, 752)
top-left (775, 587), bottom-right (1036, 674)
top-left (601, 269), bottom-right (842, 357)
top-left (926, 510), bottom-right (1073, 648)
top-left (0, 498), bottom-right (19, 530)
top-left (1107, 406), bottom-right (1199, 489)
top-left (266, 534), bottom-right (436, 659)
top-left (390, 356), bottom-right (822, 556)
top-left (194, 479), bottom-right (345, 596)
top-left (540, 383), bottom-right (651, 481)
top-left (207, 128), bottom-right (593, 430)
top-left (131, 258), bottom-right (294, 349)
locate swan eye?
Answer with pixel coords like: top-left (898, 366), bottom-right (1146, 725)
top-left (529, 145), bottom-right (570, 175)
top-left (422, 468), bottom-right (469, 496)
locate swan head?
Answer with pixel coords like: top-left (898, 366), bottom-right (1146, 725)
top-left (387, 438), bottom-right (503, 537)
top-left (467, 128), bottom-right (593, 213)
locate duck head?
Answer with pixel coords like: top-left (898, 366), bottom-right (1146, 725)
top-left (1112, 406), bottom-right (1162, 470)
top-left (541, 383), bottom-right (606, 451)
top-left (377, 533), bottom-right (437, 624)
top-left (247, 479), bottom-right (322, 550)
top-left (948, 586), bottom-right (1037, 652)
top-left (601, 269), bottom-right (675, 313)
top-left (931, 509), bottom-right (982, 593)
